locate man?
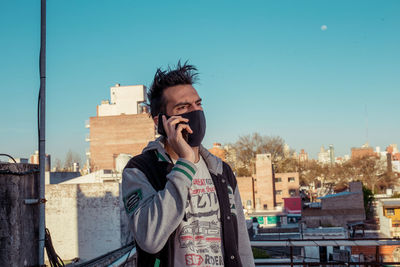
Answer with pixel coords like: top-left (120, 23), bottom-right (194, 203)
top-left (122, 62), bottom-right (254, 267)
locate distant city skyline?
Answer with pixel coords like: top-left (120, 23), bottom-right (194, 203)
top-left (1, 0), bottom-right (399, 164)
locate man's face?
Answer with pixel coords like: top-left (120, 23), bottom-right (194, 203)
top-left (163, 84), bottom-right (203, 116)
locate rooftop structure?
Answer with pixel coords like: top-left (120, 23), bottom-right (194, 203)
top-left (97, 84), bottom-right (147, 116)
top-left (302, 182), bottom-right (365, 228)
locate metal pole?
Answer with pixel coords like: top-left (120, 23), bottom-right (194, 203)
top-left (39, 0), bottom-right (46, 265)
top-left (290, 245), bottom-right (293, 267)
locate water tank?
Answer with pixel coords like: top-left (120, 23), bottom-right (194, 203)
top-left (116, 154), bottom-right (132, 173)
top-left (73, 162), bottom-right (80, 172)
top-left (387, 188), bottom-right (393, 196)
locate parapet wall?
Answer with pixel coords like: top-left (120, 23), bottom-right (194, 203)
top-left (0, 163), bottom-right (39, 267)
top-left (45, 182), bottom-right (130, 262)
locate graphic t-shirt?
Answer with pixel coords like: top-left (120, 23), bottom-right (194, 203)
top-left (174, 156), bottom-right (224, 267)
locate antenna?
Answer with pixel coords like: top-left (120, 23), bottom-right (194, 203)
top-left (365, 104), bottom-right (368, 146)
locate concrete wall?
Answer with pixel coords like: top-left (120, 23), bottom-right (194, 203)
top-left (322, 193), bottom-right (364, 211)
top-left (45, 182), bottom-right (130, 262)
top-left (98, 85), bottom-right (146, 116)
top-left (303, 189), bottom-right (365, 227)
top-left (378, 200), bottom-right (394, 238)
top-left (0, 163), bottom-right (39, 267)
top-left (45, 171), bottom-right (81, 184)
top-left (302, 208), bottom-right (365, 228)
top-left (89, 113), bottom-right (155, 171)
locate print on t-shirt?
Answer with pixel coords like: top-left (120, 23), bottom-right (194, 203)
top-left (174, 157), bottom-right (224, 266)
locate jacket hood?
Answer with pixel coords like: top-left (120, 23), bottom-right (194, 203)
top-left (142, 137), bottom-right (223, 175)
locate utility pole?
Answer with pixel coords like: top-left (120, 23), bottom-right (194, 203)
top-left (39, 0), bottom-right (46, 265)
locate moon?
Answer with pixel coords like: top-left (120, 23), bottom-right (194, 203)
top-left (321, 25), bottom-right (328, 31)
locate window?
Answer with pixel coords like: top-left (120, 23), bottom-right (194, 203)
top-left (246, 200), bottom-right (252, 207)
top-left (275, 177), bottom-right (282, 182)
top-left (276, 202), bottom-right (283, 207)
top-left (275, 190), bottom-right (282, 195)
top-left (387, 208), bottom-right (395, 216)
top-left (289, 189), bottom-right (296, 196)
top-left (288, 177), bottom-right (295, 182)
top-left (263, 204), bottom-right (268, 209)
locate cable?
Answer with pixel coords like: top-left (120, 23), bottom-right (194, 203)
top-left (0, 153), bottom-right (17, 163)
top-left (122, 242), bottom-right (135, 267)
top-left (45, 228), bottom-right (64, 267)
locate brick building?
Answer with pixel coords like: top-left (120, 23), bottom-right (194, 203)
top-left (87, 84), bottom-right (155, 171)
top-left (236, 153), bottom-right (300, 211)
top-left (351, 146), bottom-right (376, 160)
top-left (302, 182), bottom-right (365, 228)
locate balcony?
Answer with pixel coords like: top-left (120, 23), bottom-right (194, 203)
top-left (84, 238), bottom-right (400, 267)
top-left (85, 134), bottom-right (90, 142)
top-left (85, 120), bottom-right (90, 128)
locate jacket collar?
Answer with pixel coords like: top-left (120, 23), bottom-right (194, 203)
top-left (142, 137), bottom-right (223, 176)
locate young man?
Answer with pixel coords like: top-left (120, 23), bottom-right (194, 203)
top-left (122, 62), bottom-right (254, 267)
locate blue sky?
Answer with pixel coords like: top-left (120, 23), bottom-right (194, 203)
top-left (1, 0), bottom-right (399, 163)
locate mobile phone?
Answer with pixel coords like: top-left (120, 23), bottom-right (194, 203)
top-left (157, 113), bottom-right (167, 137)
top-left (157, 113), bottom-right (189, 142)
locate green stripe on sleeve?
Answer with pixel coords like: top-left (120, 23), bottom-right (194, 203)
top-left (173, 167), bottom-right (193, 181)
top-left (154, 258), bottom-right (160, 267)
top-left (156, 152), bottom-right (168, 162)
top-left (176, 160), bottom-right (196, 175)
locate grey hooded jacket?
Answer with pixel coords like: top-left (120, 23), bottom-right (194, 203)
top-left (122, 138), bottom-right (254, 266)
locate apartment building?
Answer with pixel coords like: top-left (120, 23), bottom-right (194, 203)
top-left (236, 153), bottom-right (300, 211)
top-left (86, 84), bottom-right (155, 171)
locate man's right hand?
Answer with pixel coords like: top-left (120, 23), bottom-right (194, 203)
top-left (161, 115), bottom-right (195, 163)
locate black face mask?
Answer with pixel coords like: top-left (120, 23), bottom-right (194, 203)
top-left (157, 110), bottom-right (206, 147)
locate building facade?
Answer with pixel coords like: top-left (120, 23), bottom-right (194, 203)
top-left (236, 153), bottom-right (300, 211)
top-left (87, 84), bottom-right (155, 171)
top-left (302, 182), bottom-right (365, 228)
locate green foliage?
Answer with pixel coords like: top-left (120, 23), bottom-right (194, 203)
top-left (252, 247), bottom-right (270, 259)
top-left (363, 185), bottom-right (374, 219)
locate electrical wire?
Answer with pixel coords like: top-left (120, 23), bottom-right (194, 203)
top-left (0, 153), bottom-right (17, 163)
top-left (122, 242), bottom-right (135, 267)
top-left (45, 228), bottom-right (64, 267)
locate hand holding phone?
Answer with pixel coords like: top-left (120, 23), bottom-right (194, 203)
top-left (157, 113), bottom-right (189, 142)
top-left (158, 113), bottom-right (194, 162)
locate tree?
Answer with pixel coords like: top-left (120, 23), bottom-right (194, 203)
top-left (363, 185), bottom-right (374, 219)
top-left (232, 133), bottom-right (288, 175)
top-left (54, 158), bottom-right (62, 171)
top-left (350, 155), bottom-right (386, 192)
top-left (63, 150), bottom-right (82, 171)
top-left (274, 157), bottom-right (298, 173)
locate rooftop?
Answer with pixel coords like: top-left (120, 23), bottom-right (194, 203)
top-left (318, 191), bottom-right (357, 199)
